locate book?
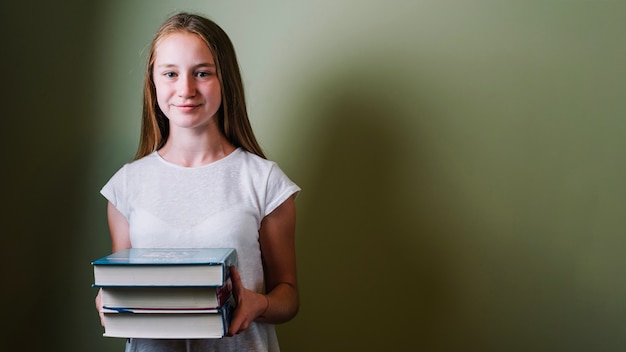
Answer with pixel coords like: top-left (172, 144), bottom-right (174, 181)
top-left (102, 301), bottom-right (234, 339)
top-left (101, 277), bottom-right (232, 309)
top-left (92, 248), bottom-right (237, 287)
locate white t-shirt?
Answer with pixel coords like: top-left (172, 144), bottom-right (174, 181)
top-left (101, 148), bottom-right (300, 352)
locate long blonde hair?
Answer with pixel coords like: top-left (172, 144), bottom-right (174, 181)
top-left (135, 12), bottom-right (265, 160)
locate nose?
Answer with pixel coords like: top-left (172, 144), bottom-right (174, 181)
top-left (177, 74), bottom-right (196, 98)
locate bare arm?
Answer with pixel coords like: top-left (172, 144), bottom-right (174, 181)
top-left (96, 201), bottom-right (132, 326)
top-left (258, 194), bottom-right (299, 322)
top-left (228, 194), bottom-right (299, 335)
top-left (106, 201), bottom-right (132, 252)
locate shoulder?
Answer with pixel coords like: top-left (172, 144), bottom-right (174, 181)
top-left (234, 149), bottom-right (280, 171)
top-left (106, 152), bottom-right (161, 182)
top-left (129, 152), bottom-right (160, 167)
top-left (232, 150), bottom-right (299, 189)
top-left (120, 152), bottom-right (161, 172)
top-left (236, 149), bottom-right (299, 190)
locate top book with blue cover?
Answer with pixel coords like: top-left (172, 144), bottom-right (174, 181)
top-left (92, 248), bottom-right (237, 287)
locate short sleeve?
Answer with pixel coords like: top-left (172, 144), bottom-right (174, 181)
top-left (100, 165), bottom-right (130, 219)
top-left (264, 163), bottom-right (301, 217)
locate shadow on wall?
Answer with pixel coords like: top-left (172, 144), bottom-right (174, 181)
top-left (3, 1), bottom-right (111, 351)
top-left (277, 60), bottom-right (485, 351)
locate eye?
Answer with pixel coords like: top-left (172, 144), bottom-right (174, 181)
top-left (196, 71), bottom-right (213, 78)
top-left (164, 72), bottom-right (177, 78)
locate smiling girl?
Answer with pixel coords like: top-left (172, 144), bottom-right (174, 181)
top-left (96, 12), bottom-right (300, 352)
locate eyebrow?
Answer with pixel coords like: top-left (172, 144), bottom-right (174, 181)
top-left (155, 63), bottom-right (216, 69)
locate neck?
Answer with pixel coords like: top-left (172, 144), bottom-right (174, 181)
top-left (158, 133), bottom-right (236, 168)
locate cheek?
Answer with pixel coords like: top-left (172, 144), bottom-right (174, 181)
top-left (154, 85), bottom-right (171, 110)
top-left (209, 84), bottom-right (222, 102)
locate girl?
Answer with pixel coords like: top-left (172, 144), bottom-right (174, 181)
top-left (96, 12), bottom-right (300, 352)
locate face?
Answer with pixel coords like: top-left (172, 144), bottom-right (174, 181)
top-left (152, 32), bottom-right (222, 131)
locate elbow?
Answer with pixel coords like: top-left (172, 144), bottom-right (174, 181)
top-left (287, 298), bottom-right (300, 321)
top-left (277, 289), bottom-right (300, 324)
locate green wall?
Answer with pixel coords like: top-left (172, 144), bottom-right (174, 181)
top-left (4, 1), bottom-right (625, 351)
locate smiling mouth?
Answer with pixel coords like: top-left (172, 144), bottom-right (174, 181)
top-left (175, 104), bottom-right (201, 111)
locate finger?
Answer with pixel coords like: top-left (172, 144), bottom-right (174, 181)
top-left (227, 313), bottom-right (249, 336)
top-left (229, 266), bottom-right (243, 296)
top-left (236, 321), bottom-right (249, 334)
top-left (227, 311), bottom-right (242, 337)
top-left (229, 265), bottom-right (240, 283)
top-left (99, 311), bottom-right (105, 327)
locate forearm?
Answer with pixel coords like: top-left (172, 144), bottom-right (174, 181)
top-left (257, 282), bottom-right (299, 324)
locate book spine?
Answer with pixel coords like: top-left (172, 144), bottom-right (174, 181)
top-left (221, 299), bottom-right (233, 336)
top-left (223, 249), bottom-right (238, 285)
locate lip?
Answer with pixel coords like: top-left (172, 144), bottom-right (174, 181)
top-left (174, 104), bottom-right (201, 112)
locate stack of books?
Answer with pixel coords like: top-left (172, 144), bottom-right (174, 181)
top-left (92, 248), bottom-right (238, 339)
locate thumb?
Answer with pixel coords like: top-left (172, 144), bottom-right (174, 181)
top-left (229, 266), bottom-right (243, 296)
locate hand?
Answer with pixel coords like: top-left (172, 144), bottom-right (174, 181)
top-left (95, 288), bottom-right (105, 327)
top-left (226, 266), bottom-right (269, 336)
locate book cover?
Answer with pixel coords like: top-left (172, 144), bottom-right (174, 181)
top-left (92, 248), bottom-right (237, 287)
top-left (101, 277), bottom-right (233, 310)
top-left (101, 300), bottom-right (234, 339)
